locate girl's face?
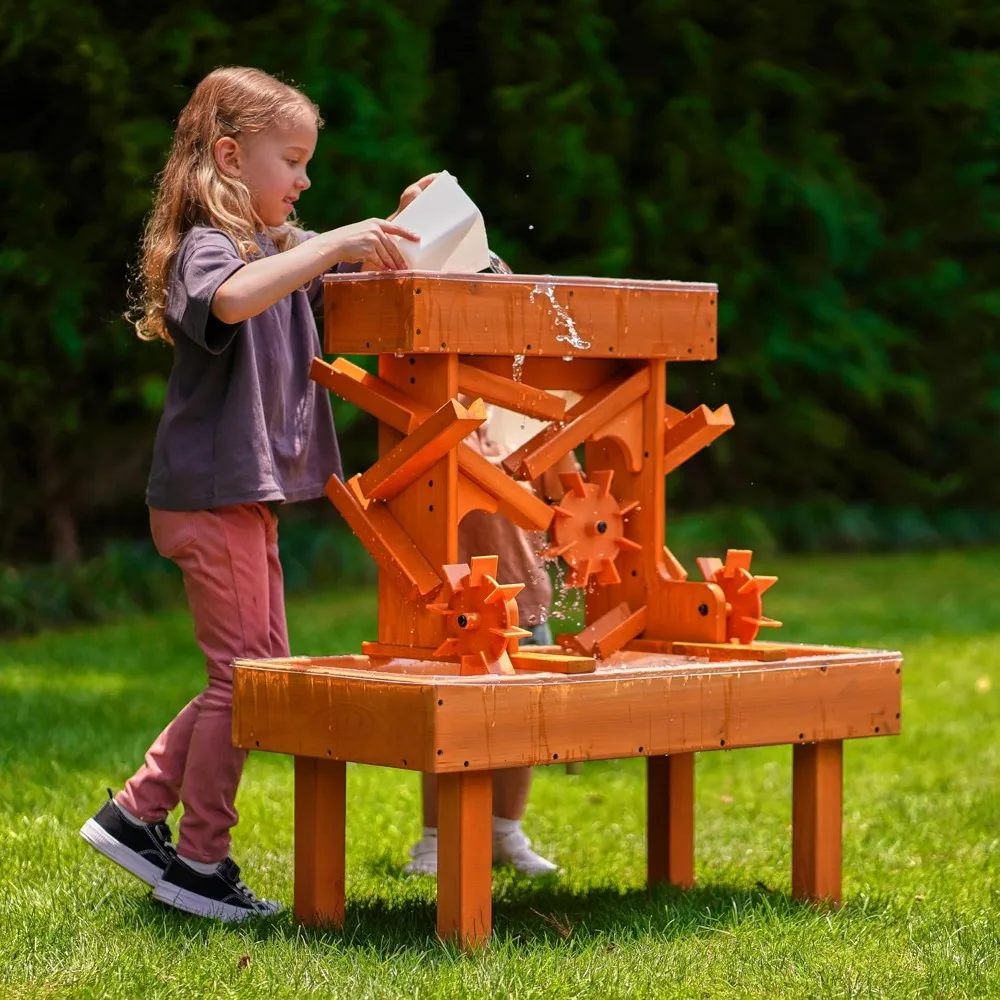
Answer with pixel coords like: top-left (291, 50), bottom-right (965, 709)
top-left (216, 115), bottom-right (318, 227)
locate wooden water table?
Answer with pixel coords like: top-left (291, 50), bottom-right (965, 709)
top-left (232, 270), bottom-right (902, 948)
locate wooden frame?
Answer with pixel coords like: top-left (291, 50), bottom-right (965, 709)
top-left (229, 270), bottom-right (903, 948)
top-left (234, 645), bottom-right (901, 945)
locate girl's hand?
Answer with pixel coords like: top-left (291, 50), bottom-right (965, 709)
top-left (324, 218), bottom-right (419, 271)
top-left (389, 173), bottom-right (440, 220)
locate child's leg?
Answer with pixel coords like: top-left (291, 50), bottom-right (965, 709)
top-left (410, 625), bottom-right (557, 875)
top-left (120, 504), bottom-right (282, 864)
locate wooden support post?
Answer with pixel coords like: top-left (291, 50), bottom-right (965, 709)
top-left (437, 770), bottom-right (493, 948)
top-left (792, 740), bottom-right (843, 904)
top-left (294, 756), bottom-right (346, 928)
top-left (647, 753), bottom-right (695, 890)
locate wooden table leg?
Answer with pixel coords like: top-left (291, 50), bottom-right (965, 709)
top-left (792, 740), bottom-right (842, 904)
top-left (436, 770), bottom-right (492, 948)
top-left (647, 753), bottom-right (695, 889)
top-left (294, 756), bottom-right (346, 927)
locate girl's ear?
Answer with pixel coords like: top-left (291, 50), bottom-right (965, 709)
top-left (214, 136), bottom-right (242, 178)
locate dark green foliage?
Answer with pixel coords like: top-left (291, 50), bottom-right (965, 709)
top-left (1, 0), bottom-right (997, 564)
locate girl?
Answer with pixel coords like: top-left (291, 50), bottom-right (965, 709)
top-left (79, 66), bottom-right (430, 922)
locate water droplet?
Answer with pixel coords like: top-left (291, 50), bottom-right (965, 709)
top-left (528, 225), bottom-right (534, 230)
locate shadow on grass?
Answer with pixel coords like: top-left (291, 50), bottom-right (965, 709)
top-left (120, 879), bottom-right (893, 956)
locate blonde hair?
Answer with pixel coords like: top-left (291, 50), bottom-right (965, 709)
top-left (131, 66), bottom-right (322, 344)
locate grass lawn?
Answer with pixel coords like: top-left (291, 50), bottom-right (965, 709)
top-left (1, 549), bottom-right (999, 998)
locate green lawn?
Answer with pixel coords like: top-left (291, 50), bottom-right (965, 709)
top-left (2, 550), bottom-right (999, 998)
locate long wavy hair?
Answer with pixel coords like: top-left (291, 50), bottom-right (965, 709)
top-left (131, 67), bottom-right (321, 344)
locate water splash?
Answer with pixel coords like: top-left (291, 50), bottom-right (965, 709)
top-left (530, 283), bottom-right (592, 351)
top-left (545, 552), bottom-right (584, 629)
top-left (512, 354), bottom-right (525, 382)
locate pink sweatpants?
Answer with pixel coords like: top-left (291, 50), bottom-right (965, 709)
top-left (117, 504), bottom-right (289, 863)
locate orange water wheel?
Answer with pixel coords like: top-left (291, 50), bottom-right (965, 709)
top-left (427, 555), bottom-right (531, 674)
top-left (696, 549), bottom-right (782, 644)
top-left (547, 470), bottom-right (642, 588)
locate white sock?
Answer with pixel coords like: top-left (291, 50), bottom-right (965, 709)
top-left (421, 826), bottom-right (437, 840)
top-left (492, 816), bottom-right (521, 837)
top-left (115, 801), bottom-right (144, 826)
top-left (179, 855), bottom-right (222, 875)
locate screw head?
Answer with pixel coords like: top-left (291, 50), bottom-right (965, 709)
top-left (456, 614), bottom-right (468, 628)
top-left (698, 603), bottom-right (709, 616)
top-left (596, 520), bottom-right (608, 534)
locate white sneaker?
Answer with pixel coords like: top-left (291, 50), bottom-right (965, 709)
top-left (403, 834), bottom-right (438, 876)
top-left (403, 829), bottom-right (560, 877)
top-left (493, 828), bottom-right (559, 876)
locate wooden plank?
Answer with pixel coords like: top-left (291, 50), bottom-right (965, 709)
top-left (457, 363), bottom-right (567, 421)
top-left (437, 771), bottom-right (493, 949)
top-left (457, 444), bottom-right (554, 531)
top-left (323, 273), bottom-right (718, 359)
top-left (323, 273), bottom-right (413, 356)
top-left (309, 357), bottom-right (430, 433)
top-left (648, 754), bottom-right (695, 890)
top-left (361, 641), bottom-right (457, 661)
top-left (663, 404), bottom-right (734, 475)
top-left (324, 474), bottom-right (441, 600)
top-left (462, 355), bottom-right (623, 392)
top-left (378, 353), bottom-right (460, 651)
top-left (294, 757), bottom-right (346, 927)
top-left (429, 655), bottom-right (901, 771)
top-left (509, 650), bottom-right (597, 674)
top-left (232, 662), bottom-right (436, 770)
top-left (234, 651), bottom-right (901, 771)
top-left (503, 367), bottom-right (652, 481)
top-left (626, 639), bottom-right (788, 662)
top-left (586, 360), bottom-right (666, 627)
top-left (358, 397), bottom-right (486, 501)
top-left (792, 741), bottom-right (843, 904)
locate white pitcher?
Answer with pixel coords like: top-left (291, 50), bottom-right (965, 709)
top-left (391, 171), bottom-right (490, 273)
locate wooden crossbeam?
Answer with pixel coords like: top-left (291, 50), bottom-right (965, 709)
top-left (325, 474), bottom-right (441, 600)
top-left (663, 404), bottom-right (734, 475)
top-left (461, 355), bottom-right (622, 393)
top-left (457, 363), bottom-right (567, 421)
top-left (310, 357), bottom-right (431, 433)
top-left (358, 398), bottom-right (487, 501)
top-left (502, 367), bottom-right (652, 481)
top-left (457, 446), bottom-right (554, 531)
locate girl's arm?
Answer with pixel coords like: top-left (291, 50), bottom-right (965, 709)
top-left (212, 218), bottom-right (418, 325)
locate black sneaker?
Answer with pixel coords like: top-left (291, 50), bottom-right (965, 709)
top-left (152, 856), bottom-right (281, 922)
top-left (79, 789), bottom-right (175, 887)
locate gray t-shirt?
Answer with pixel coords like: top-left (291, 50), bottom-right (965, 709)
top-left (146, 225), bottom-right (344, 510)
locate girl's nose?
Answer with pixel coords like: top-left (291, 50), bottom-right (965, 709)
top-left (297, 173), bottom-right (311, 191)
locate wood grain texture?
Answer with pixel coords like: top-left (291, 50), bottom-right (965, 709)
top-left (437, 771), bottom-right (493, 947)
top-left (233, 649), bottom-right (902, 771)
top-left (323, 272), bottom-right (718, 359)
top-left (792, 740), bottom-right (843, 904)
top-left (648, 753), bottom-right (695, 890)
top-left (294, 757), bottom-right (346, 927)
